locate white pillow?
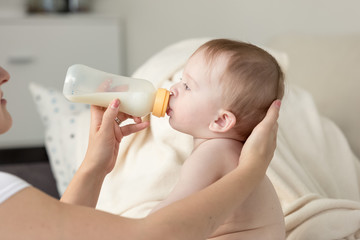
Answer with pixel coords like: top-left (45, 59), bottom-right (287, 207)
top-left (29, 82), bottom-right (90, 195)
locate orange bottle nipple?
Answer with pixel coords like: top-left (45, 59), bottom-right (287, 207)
top-left (152, 88), bottom-right (170, 117)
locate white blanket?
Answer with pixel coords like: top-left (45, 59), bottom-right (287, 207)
top-left (75, 39), bottom-right (360, 239)
top-left (271, 85), bottom-right (360, 239)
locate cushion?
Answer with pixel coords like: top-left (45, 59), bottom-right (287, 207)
top-left (29, 82), bottom-right (90, 195)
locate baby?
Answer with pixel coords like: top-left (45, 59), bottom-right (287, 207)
top-left (150, 39), bottom-right (285, 239)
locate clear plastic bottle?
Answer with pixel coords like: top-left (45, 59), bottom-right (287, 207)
top-left (63, 64), bottom-right (170, 117)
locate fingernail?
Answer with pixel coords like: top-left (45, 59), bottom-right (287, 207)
top-left (274, 100), bottom-right (281, 108)
top-left (111, 98), bottom-right (120, 109)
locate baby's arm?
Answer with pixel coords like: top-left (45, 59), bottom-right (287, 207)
top-left (150, 141), bottom-right (236, 214)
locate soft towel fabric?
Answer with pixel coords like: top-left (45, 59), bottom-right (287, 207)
top-left (72, 39), bottom-right (360, 239)
top-left (269, 85), bottom-right (360, 239)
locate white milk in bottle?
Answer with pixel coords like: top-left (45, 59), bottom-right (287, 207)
top-left (63, 64), bottom-right (170, 117)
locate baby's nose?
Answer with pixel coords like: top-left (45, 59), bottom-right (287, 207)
top-left (169, 85), bottom-right (178, 97)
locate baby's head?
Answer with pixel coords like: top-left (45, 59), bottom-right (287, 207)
top-left (197, 39), bottom-right (284, 140)
top-left (168, 39), bottom-right (284, 141)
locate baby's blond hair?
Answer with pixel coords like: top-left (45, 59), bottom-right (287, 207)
top-left (194, 39), bottom-right (284, 140)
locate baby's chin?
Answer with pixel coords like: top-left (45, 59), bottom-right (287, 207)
top-left (168, 120), bottom-right (196, 138)
top-left (167, 118), bottom-right (178, 130)
top-left (168, 118), bottom-right (183, 132)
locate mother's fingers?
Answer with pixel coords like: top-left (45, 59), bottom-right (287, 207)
top-left (114, 112), bottom-right (143, 126)
top-left (257, 99), bottom-right (281, 144)
top-left (101, 99), bottom-right (121, 133)
top-left (252, 100), bottom-right (281, 138)
top-left (90, 105), bottom-right (107, 133)
top-left (119, 121), bottom-right (149, 137)
top-left (115, 112), bottom-right (138, 123)
top-left (256, 99), bottom-right (281, 149)
top-left (262, 100), bottom-right (281, 128)
top-left (239, 100), bottom-right (281, 165)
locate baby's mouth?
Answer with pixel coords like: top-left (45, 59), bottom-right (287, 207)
top-left (166, 98), bottom-right (173, 116)
top-left (166, 92), bottom-right (173, 116)
top-left (166, 105), bottom-right (172, 115)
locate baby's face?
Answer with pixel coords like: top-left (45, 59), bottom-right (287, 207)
top-left (167, 51), bottom-right (227, 137)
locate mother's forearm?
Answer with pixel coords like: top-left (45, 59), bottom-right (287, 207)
top-left (60, 160), bottom-right (107, 208)
top-left (142, 166), bottom-right (262, 240)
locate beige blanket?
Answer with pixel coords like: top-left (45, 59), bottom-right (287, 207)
top-left (75, 39), bottom-right (360, 239)
top-left (271, 85), bottom-right (360, 239)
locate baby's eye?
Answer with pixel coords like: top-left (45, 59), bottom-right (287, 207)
top-left (183, 82), bottom-right (191, 91)
top-left (179, 77), bottom-right (191, 91)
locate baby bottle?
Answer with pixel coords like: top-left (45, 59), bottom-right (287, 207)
top-left (63, 64), bottom-right (170, 117)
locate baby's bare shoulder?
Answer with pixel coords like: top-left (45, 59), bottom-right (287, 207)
top-left (210, 177), bottom-right (285, 240)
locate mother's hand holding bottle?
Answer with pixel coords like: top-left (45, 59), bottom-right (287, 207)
top-left (60, 98), bottom-right (149, 207)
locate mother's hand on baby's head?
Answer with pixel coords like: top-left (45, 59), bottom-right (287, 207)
top-left (238, 100), bottom-right (281, 171)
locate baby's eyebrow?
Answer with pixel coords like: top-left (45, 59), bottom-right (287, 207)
top-left (184, 73), bottom-right (198, 88)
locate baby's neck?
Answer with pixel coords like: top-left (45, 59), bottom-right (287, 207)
top-left (193, 136), bottom-right (244, 151)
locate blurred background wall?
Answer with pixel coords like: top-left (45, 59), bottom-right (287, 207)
top-left (91, 0), bottom-right (360, 74)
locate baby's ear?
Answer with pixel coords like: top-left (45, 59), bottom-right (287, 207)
top-left (209, 110), bottom-right (236, 133)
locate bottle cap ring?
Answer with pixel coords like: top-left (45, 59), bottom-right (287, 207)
top-left (152, 88), bottom-right (170, 117)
